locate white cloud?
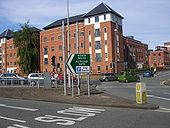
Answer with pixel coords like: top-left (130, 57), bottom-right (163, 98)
top-left (0, 0), bottom-right (170, 49)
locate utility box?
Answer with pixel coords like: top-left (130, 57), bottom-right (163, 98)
top-left (44, 72), bottom-right (51, 88)
top-left (136, 83), bottom-right (147, 104)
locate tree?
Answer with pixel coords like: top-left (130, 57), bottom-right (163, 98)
top-left (13, 21), bottom-right (40, 75)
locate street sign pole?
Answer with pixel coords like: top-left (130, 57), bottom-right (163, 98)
top-left (62, 21), bottom-right (66, 96)
top-left (76, 21), bottom-right (80, 96)
top-left (87, 73), bottom-right (90, 97)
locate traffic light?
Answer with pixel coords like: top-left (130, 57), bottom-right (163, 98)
top-left (57, 63), bottom-right (60, 68)
top-left (51, 56), bottom-right (55, 67)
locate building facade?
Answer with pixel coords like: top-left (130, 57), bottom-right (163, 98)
top-left (149, 46), bottom-right (170, 69)
top-left (124, 36), bottom-right (148, 69)
top-left (40, 3), bottom-right (125, 74)
top-left (0, 28), bottom-right (41, 74)
top-left (0, 29), bottom-right (16, 73)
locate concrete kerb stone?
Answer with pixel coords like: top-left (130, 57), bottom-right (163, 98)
top-left (0, 85), bottom-right (159, 110)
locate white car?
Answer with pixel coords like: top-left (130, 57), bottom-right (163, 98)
top-left (27, 73), bottom-right (55, 86)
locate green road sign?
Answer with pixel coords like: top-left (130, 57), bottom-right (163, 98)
top-left (67, 54), bottom-right (90, 74)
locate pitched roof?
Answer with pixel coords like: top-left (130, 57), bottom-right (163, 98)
top-left (0, 29), bottom-right (13, 39)
top-left (83, 2), bottom-right (124, 19)
top-left (30, 27), bottom-right (42, 32)
top-left (43, 14), bottom-right (85, 30)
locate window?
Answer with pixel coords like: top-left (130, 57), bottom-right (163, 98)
top-left (14, 62), bottom-right (16, 65)
top-left (95, 16), bottom-right (99, 22)
top-left (104, 40), bottom-right (107, 45)
top-left (95, 29), bottom-right (100, 37)
top-left (10, 53), bottom-right (12, 57)
top-left (97, 66), bottom-right (101, 72)
top-left (88, 18), bottom-right (90, 23)
top-left (14, 53), bottom-right (16, 57)
top-left (44, 37), bottom-right (47, 42)
top-left (80, 32), bottom-right (84, 36)
top-left (96, 53), bottom-right (102, 61)
top-left (88, 31), bottom-right (91, 36)
top-left (59, 56), bottom-right (63, 61)
top-left (44, 47), bottom-right (48, 55)
top-left (106, 65), bottom-right (108, 71)
top-left (104, 27), bottom-right (107, 33)
top-left (44, 58), bottom-right (48, 65)
top-left (10, 45), bottom-right (13, 49)
top-left (104, 14), bottom-right (106, 20)
top-left (59, 45), bottom-right (62, 51)
top-left (95, 41), bottom-right (101, 49)
top-left (105, 53), bottom-right (108, 58)
top-left (51, 36), bottom-right (55, 41)
top-left (10, 62), bottom-right (12, 65)
top-left (58, 35), bottom-right (62, 40)
top-left (89, 42), bottom-right (91, 47)
top-left (51, 46), bottom-right (55, 51)
top-left (81, 43), bottom-right (84, 48)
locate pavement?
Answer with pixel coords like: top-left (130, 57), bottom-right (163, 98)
top-left (0, 84), bottom-right (159, 110)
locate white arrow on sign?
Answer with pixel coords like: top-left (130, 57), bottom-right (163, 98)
top-left (67, 54), bottom-right (75, 73)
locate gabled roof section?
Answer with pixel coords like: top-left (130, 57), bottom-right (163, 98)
top-left (83, 2), bottom-right (124, 19)
top-left (0, 29), bottom-right (13, 39)
top-left (30, 27), bottom-right (42, 32)
top-left (43, 14), bottom-right (85, 30)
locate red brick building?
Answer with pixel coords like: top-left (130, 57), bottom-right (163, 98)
top-left (0, 29), bottom-right (17, 73)
top-left (0, 28), bottom-right (41, 74)
top-left (124, 36), bottom-right (148, 69)
top-left (149, 46), bottom-right (170, 69)
top-left (40, 3), bottom-right (125, 74)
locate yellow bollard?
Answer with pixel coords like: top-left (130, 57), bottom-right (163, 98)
top-left (136, 83), bottom-right (147, 104)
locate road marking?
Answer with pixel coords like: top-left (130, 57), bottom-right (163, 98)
top-left (7, 124), bottom-right (30, 128)
top-left (155, 107), bottom-right (170, 113)
top-left (0, 104), bottom-right (38, 111)
top-left (147, 95), bottom-right (170, 101)
top-left (164, 92), bottom-right (170, 95)
top-left (0, 115), bottom-right (26, 123)
top-left (35, 106), bottom-right (105, 126)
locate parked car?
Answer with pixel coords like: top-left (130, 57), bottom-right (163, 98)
top-left (99, 73), bottom-right (117, 82)
top-left (0, 73), bottom-right (28, 85)
top-left (57, 74), bottom-right (77, 84)
top-left (28, 73), bottom-right (56, 86)
top-left (143, 70), bottom-right (154, 77)
top-left (118, 71), bottom-right (140, 82)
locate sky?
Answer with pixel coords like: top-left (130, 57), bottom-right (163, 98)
top-left (0, 0), bottom-right (170, 49)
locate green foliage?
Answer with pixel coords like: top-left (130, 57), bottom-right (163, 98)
top-left (13, 21), bottom-right (40, 75)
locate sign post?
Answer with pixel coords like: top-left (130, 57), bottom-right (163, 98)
top-left (67, 54), bottom-right (91, 96)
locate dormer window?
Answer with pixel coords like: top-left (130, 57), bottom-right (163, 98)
top-left (88, 18), bottom-right (90, 23)
top-left (104, 14), bottom-right (106, 20)
top-left (95, 16), bottom-right (99, 22)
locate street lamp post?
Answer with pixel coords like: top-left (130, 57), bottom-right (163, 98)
top-left (67, 0), bottom-right (71, 88)
top-left (114, 23), bottom-right (118, 74)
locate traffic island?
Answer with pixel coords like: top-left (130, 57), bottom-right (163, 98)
top-left (0, 85), bottom-right (159, 109)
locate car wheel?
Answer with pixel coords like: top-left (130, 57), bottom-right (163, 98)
top-left (105, 78), bottom-right (109, 82)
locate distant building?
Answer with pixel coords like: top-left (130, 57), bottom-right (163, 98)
top-left (148, 46), bottom-right (170, 69)
top-left (164, 42), bottom-right (170, 51)
top-left (40, 3), bottom-right (125, 74)
top-left (124, 36), bottom-right (148, 69)
top-left (0, 28), bottom-right (41, 74)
